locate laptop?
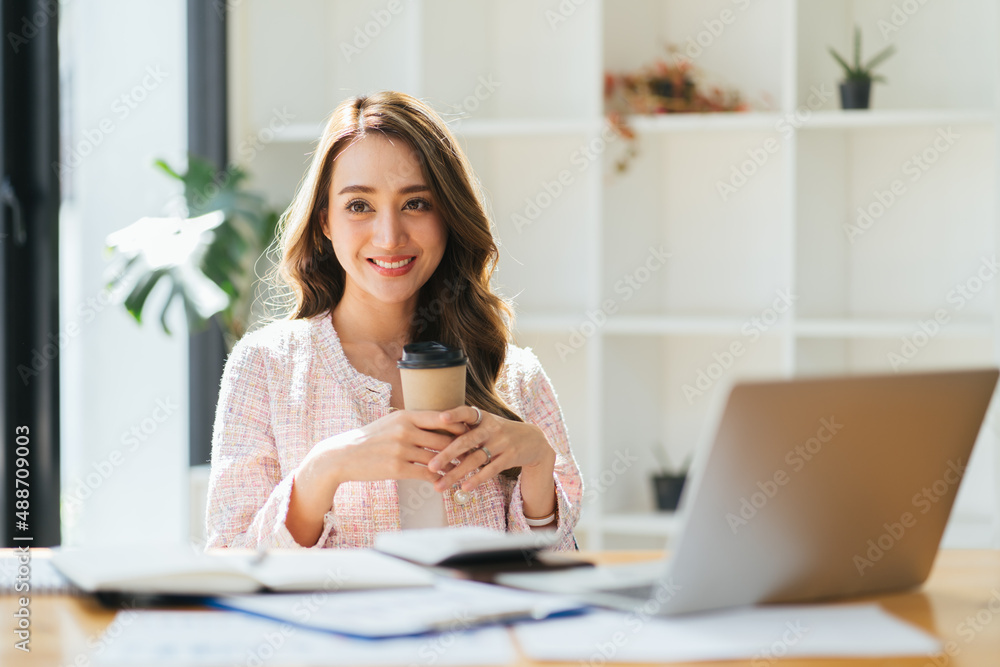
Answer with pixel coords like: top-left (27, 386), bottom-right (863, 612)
top-left (497, 368), bottom-right (999, 615)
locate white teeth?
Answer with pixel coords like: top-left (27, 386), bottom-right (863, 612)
top-left (372, 257), bottom-right (414, 269)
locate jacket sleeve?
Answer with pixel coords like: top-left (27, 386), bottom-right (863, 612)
top-left (204, 338), bottom-right (338, 549)
top-left (505, 349), bottom-right (583, 550)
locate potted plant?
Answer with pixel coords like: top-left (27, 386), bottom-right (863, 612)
top-left (650, 446), bottom-right (691, 512)
top-left (828, 25), bottom-right (896, 110)
top-left (105, 155), bottom-right (282, 350)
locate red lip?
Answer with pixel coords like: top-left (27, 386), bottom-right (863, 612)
top-left (367, 256), bottom-right (416, 277)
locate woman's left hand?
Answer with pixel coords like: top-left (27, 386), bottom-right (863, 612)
top-left (427, 406), bottom-right (556, 493)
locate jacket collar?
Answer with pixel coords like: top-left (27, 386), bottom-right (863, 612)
top-left (310, 311), bottom-right (392, 406)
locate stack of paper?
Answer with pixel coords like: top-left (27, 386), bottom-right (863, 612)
top-left (514, 603), bottom-right (942, 662)
top-left (213, 578), bottom-right (584, 638)
top-left (93, 610), bottom-right (514, 667)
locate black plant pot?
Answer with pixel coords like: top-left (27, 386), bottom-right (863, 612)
top-left (652, 473), bottom-right (687, 511)
top-left (839, 80), bottom-right (872, 110)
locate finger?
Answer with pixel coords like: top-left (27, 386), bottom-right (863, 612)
top-left (427, 429), bottom-right (486, 473)
top-left (433, 446), bottom-right (490, 492)
top-left (398, 461), bottom-right (442, 484)
top-left (440, 406), bottom-right (484, 428)
top-left (403, 445), bottom-right (439, 468)
top-left (405, 426), bottom-right (456, 452)
top-left (456, 451), bottom-right (506, 492)
top-left (405, 410), bottom-right (468, 435)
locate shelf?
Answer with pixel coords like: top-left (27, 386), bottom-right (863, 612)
top-left (626, 112), bottom-right (783, 133)
top-left (801, 109), bottom-right (997, 130)
top-left (514, 314), bottom-right (794, 336)
top-left (795, 319), bottom-right (994, 338)
top-left (600, 511), bottom-right (684, 537)
top-left (267, 109), bottom-right (995, 145)
top-left (603, 315), bottom-right (784, 336)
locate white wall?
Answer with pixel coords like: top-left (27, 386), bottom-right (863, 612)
top-left (59, 0), bottom-right (189, 547)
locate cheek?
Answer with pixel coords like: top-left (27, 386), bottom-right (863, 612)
top-left (428, 217), bottom-right (448, 256)
top-left (328, 217), bottom-right (362, 254)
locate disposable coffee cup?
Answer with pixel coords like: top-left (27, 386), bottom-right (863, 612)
top-left (397, 342), bottom-right (467, 413)
top-left (396, 342), bottom-right (467, 529)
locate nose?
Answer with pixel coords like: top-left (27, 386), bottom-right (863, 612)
top-left (371, 208), bottom-right (408, 250)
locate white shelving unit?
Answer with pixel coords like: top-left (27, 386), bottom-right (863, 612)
top-left (229, 0), bottom-right (1000, 550)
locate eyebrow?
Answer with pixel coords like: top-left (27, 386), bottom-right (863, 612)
top-left (337, 184), bottom-right (430, 195)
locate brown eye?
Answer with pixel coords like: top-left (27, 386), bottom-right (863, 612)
top-left (404, 198), bottom-right (431, 211)
top-left (347, 199), bottom-right (371, 214)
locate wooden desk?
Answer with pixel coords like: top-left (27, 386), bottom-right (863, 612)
top-left (2, 549), bottom-right (998, 666)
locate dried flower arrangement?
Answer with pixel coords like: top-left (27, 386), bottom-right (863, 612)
top-left (604, 50), bottom-right (749, 173)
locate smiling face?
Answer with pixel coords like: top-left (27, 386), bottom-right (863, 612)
top-left (322, 133), bottom-right (447, 313)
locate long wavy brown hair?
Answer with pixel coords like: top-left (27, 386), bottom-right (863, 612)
top-left (264, 91), bottom-right (523, 430)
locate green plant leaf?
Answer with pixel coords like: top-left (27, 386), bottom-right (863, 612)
top-left (123, 268), bottom-right (167, 323)
top-left (828, 47), bottom-right (855, 78)
top-left (853, 25), bottom-right (862, 70)
top-left (109, 153), bottom-right (285, 343)
top-left (158, 283), bottom-right (179, 335)
top-left (153, 159), bottom-right (183, 182)
top-left (863, 44), bottom-right (897, 73)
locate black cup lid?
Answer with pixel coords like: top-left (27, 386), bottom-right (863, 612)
top-left (397, 341), bottom-right (467, 369)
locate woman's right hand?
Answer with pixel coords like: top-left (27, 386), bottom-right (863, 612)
top-left (307, 409), bottom-right (468, 486)
top-left (286, 409), bottom-right (466, 546)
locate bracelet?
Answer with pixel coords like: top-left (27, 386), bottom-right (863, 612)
top-left (524, 510), bottom-right (556, 527)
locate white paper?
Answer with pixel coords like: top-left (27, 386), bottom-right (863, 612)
top-left (214, 578), bottom-right (584, 638)
top-left (94, 610), bottom-right (514, 667)
top-left (514, 603), bottom-right (942, 663)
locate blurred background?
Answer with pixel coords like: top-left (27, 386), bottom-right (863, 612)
top-left (3, 0), bottom-right (999, 551)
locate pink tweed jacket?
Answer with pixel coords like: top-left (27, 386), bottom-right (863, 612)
top-left (205, 312), bottom-right (582, 550)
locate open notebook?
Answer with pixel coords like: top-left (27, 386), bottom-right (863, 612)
top-left (50, 545), bottom-right (434, 595)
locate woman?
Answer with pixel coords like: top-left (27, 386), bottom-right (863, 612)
top-left (205, 91), bottom-right (582, 550)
